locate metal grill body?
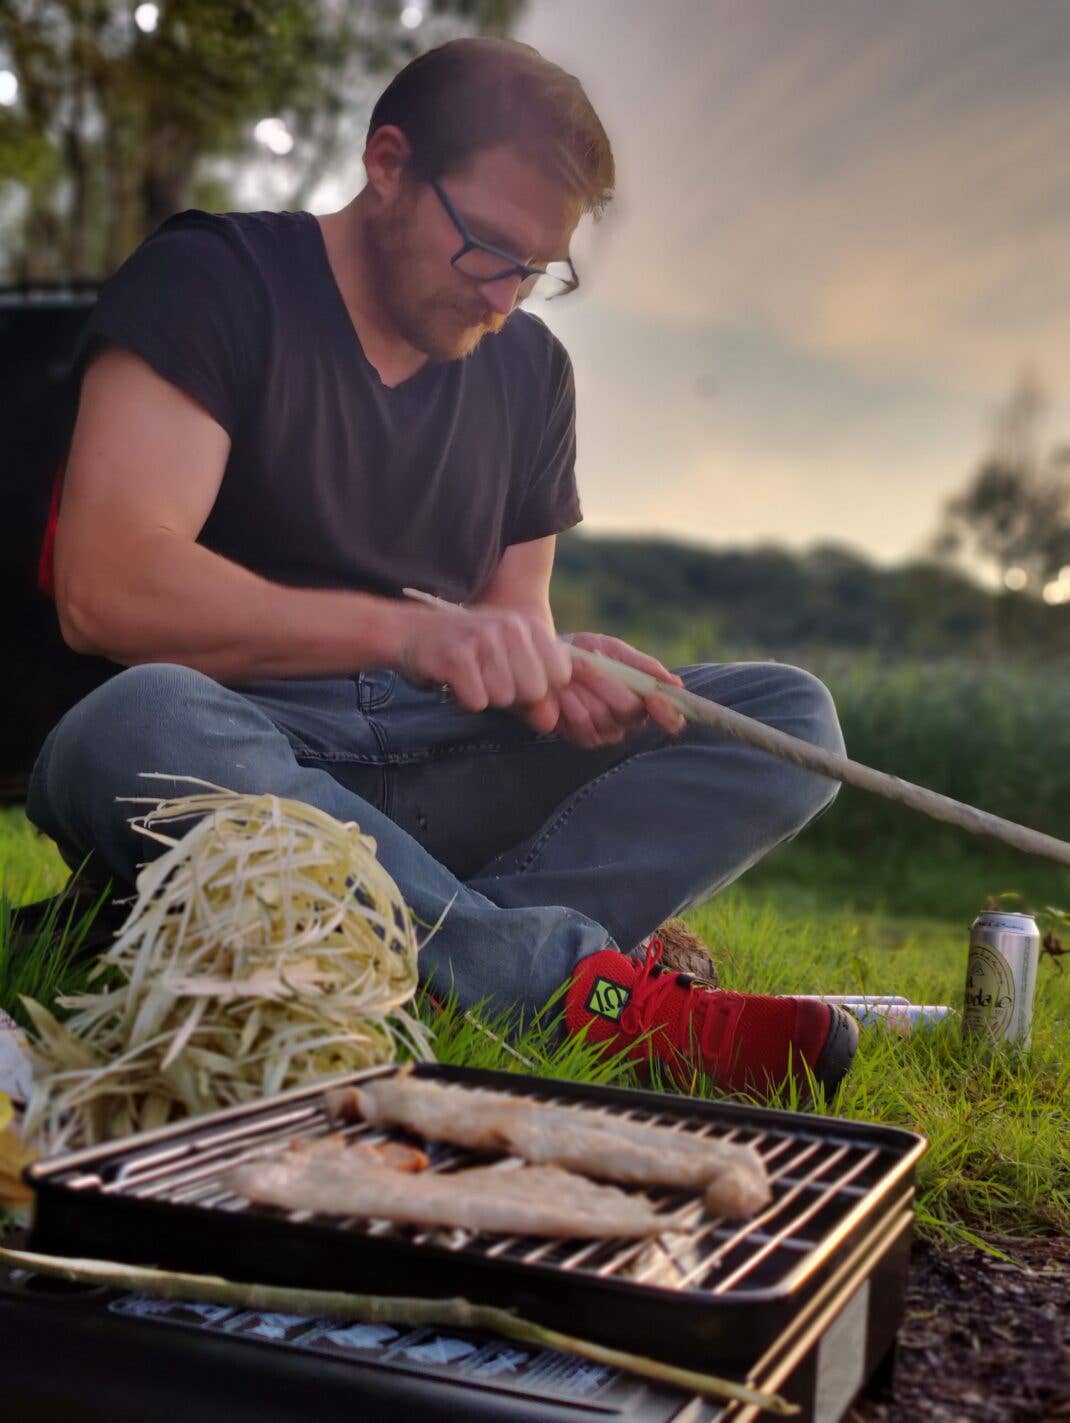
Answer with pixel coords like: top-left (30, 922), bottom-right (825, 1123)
top-left (26, 1064), bottom-right (926, 1376)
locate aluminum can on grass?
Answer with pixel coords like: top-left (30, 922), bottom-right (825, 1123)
top-left (795, 996), bottom-right (951, 1033)
top-left (851, 1003), bottom-right (953, 1033)
top-left (962, 910), bottom-right (1040, 1047)
top-left (797, 995), bottom-right (911, 1007)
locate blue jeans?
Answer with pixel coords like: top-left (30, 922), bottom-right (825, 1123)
top-left (26, 661), bottom-right (844, 1020)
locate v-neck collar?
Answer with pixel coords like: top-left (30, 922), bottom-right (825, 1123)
top-left (300, 210), bottom-right (441, 395)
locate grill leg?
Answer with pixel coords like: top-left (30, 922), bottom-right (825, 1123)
top-left (861, 1341), bottom-right (898, 1402)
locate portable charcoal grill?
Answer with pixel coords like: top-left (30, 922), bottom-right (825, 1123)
top-left (12, 1063), bottom-right (927, 1421)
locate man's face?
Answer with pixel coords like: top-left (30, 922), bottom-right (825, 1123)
top-left (366, 144), bottom-right (582, 362)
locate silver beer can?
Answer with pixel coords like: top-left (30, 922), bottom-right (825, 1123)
top-left (963, 910), bottom-right (1040, 1046)
top-left (856, 1003), bottom-right (954, 1034)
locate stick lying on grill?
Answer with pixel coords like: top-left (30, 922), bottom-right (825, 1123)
top-left (226, 1147), bottom-right (668, 1239)
top-left (327, 1076), bottom-right (772, 1218)
top-left (0, 1244), bottom-right (799, 1415)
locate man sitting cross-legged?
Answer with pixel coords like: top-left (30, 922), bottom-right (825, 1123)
top-left (26, 38), bottom-right (857, 1098)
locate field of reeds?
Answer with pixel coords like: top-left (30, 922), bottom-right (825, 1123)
top-left (661, 649), bottom-right (1070, 919)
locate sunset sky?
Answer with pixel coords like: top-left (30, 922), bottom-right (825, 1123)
top-left (508, 0), bottom-right (1070, 573)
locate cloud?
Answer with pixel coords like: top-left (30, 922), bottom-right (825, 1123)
top-left (541, 300), bottom-right (991, 563)
top-left (523, 0), bottom-right (1070, 394)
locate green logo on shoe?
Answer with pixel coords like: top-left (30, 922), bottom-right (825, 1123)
top-left (587, 976), bottom-right (630, 1022)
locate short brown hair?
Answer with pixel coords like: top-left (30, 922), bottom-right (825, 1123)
top-left (367, 37), bottom-right (615, 217)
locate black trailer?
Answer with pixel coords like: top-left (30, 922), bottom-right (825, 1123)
top-left (0, 283), bottom-right (119, 801)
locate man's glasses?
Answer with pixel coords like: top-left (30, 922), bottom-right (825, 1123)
top-left (430, 178), bottom-right (579, 301)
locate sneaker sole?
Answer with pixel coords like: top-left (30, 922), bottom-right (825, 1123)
top-left (811, 1004), bottom-right (860, 1095)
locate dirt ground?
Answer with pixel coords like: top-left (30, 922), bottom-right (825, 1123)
top-left (852, 1237), bottom-right (1070, 1422)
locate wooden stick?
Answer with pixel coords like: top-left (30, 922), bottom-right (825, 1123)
top-left (0, 1246), bottom-right (798, 1415)
top-left (401, 588), bottom-right (1070, 872)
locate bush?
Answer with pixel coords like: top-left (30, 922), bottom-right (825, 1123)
top-left (752, 653), bottom-right (1070, 916)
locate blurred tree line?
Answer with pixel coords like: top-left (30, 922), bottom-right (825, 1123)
top-left (554, 374), bottom-right (1070, 667)
top-left (0, 0), bottom-right (521, 281)
top-left (550, 530), bottom-right (1070, 666)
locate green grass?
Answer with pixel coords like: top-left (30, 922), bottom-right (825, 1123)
top-left (2, 807), bottom-right (1068, 1250)
top-left (684, 890), bottom-right (1069, 1246)
top-left (0, 808), bottom-right (102, 1023)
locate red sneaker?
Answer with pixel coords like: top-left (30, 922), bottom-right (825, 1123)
top-left (566, 940), bottom-right (858, 1097)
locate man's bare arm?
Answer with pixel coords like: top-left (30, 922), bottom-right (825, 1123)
top-left (469, 534), bottom-right (557, 625)
top-left (55, 348), bottom-right (415, 682)
top-left (57, 348), bottom-right (573, 709)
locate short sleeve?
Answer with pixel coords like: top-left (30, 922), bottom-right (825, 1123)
top-left (73, 212), bottom-right (259, 438)
top-left (508, 338), bottom-right (583, 544)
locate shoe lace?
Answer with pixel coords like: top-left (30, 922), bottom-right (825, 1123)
top-left (619, 938), bottom-right (677, 1036)
top-left (620, 936), bottom-right (735, 1065)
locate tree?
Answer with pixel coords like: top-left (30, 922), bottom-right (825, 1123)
top-left (0, 0), bottom-right (523, 282)
top-left (931, 373), bottom-right (1070, 601)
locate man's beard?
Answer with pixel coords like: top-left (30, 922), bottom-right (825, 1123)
top-left (364, 207), bottom-right (503, 363)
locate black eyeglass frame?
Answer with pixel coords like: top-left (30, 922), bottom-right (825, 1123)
top-left (429, 177), bottom-right (579, 300)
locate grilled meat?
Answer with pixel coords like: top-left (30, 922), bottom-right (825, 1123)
top-left (327, 1077), bottom-right (771, 1218)
top-left (226, 1153), bottom-right (669, 1238)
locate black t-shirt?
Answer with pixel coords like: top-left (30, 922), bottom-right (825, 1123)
top-left (71, 208), bottom-right (583, 603)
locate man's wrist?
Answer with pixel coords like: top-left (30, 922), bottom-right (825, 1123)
top-left (371, 597), bottom-right (423, 672)
top-left (272, 587), bottom-right (423, 676)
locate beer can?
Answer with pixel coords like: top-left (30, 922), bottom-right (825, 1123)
top-left (794, 996), bottom-right (951, 1033)
top-left (854, 1003), bottom-right (954, 1034)
top-left (963, 910), bottom-right (1040, 1047)
top-left (797, 995), bottom-right (911, 1007)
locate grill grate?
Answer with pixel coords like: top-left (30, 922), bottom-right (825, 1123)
top-left (46, 1069), bottom-right (913, 1301)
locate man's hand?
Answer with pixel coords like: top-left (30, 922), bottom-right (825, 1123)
top-left (398, 604), bottom-right (574, 714)
top-left (517, 632), bottom-right (687, 749)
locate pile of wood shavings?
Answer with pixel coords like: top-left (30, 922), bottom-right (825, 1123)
top-left (22, 780), bottom-right (431, 1151)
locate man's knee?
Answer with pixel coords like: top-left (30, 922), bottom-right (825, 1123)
top-left (762, 664), bottom-right (844, 815)
top-left (88, 661), bottom-right (215, 712)
top-left (679, 660), bottom-right (843, 750)
top-left (678, 659), bottom-right (844, 819)
top-left (776, 664), bottom-right (845, 757)
top-left (46, 663), bottom-right (219, 766)
top-left (23, 663), bottom-right (230, 890)
top-left (27, 663), bottom-right (225, 831)
top-left (764, 666), bottom-right (844, 828)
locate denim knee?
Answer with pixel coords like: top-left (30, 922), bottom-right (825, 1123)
top-left (777, 664), bottom-right (846, 755)
top-left (678, 659), bottom-right (845, 821)
top-left (48, 663), bottom-right (222, 771)
top-left (27, 662), bottom-right (277, 888)
top-left (681, 660), bottom-right (843, 748)
top-left (27, 663), bottom-right (224, 831)
top-left (766, 663), bottom-right (844, 813)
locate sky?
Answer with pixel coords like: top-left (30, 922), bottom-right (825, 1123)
top-left (505, 0), bottom-right (1070, 572)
